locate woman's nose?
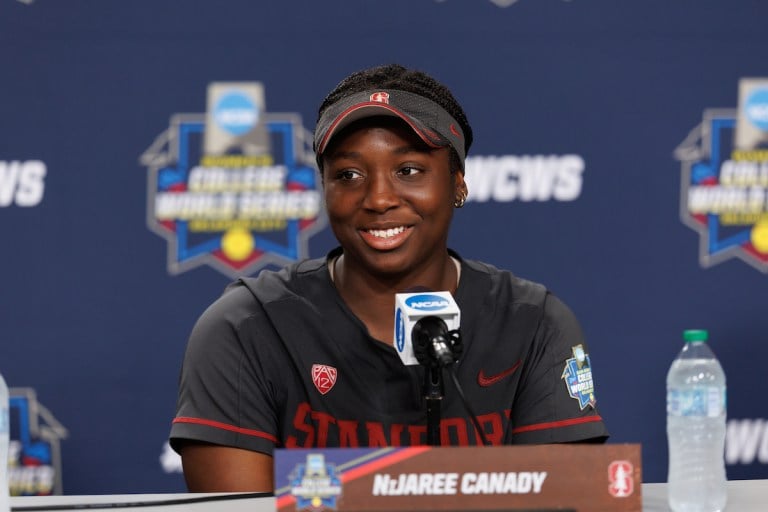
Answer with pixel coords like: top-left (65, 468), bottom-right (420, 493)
top-left (362, 173), bottom-right (399, 212)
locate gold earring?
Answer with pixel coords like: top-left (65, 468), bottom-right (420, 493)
top-left (454, 193), bottom-right (466, 208)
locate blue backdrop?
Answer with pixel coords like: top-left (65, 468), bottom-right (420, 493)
top-left (1, 0), bottom-right (767, 495)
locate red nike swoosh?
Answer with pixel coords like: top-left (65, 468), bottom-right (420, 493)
top-left (477, 359), bottom-right (522, 387)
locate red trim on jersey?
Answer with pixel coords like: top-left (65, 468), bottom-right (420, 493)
top-left (173, 416), bottom-right (278, 443)
top-left (512, 415), bottom-right (603, 434)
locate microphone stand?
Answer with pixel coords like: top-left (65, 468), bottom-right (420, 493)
top-left (424, 364), bottom-right (444, 446)
top-left (413, 318), bottom-right (462, 447)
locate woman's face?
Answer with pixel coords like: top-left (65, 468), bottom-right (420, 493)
top-left (321, 116), bottom-right (465, 279)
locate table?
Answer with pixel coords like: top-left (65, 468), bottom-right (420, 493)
top-left (10, 493), bottom-right (274, 512)
top-left (641, 479), bottom-right (767, 512)
top-left (9, 480), bottom-right (768, 511)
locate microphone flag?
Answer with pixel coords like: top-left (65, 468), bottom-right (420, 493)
top-left (393, 291), bottom-right (460, 366)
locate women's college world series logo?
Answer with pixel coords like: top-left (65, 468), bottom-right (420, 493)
top-left (140, 82), bottom-right (327, 277)
top-left (288, 453), bottom-right (342, 510)
top-left (675, 78), bottom-right (768, 272)
top-left (561, 344), bottom-right (596, 410)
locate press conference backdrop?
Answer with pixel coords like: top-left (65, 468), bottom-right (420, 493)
top-left (1, 0), bottom-right (767, 495)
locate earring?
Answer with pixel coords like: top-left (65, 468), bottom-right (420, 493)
top-left (453, 193), bottom-right (466, 208)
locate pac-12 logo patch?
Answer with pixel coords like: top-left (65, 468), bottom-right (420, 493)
top-left (675, 78), bottom-right (768, 272)
top-left (140, 82), bottom-right (327, 278)
top-left (561, 344), bottom-right (596, 410)
top-left (312, 364), bottom-right (337, 395)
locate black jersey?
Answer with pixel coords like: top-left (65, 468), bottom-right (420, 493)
top-left (170, 249), bottom-right (608, 455)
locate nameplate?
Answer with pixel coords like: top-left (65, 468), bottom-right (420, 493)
top-left (274, 444), bottom-right (641, 511)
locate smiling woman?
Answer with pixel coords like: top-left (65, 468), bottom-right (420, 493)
top-left (321, 116), bottom-right (462, 310)
top-left (169, 63), bottom-right (609, 493)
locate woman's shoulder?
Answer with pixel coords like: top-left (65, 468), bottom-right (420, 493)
top-left (458, 255), bottom-right (580, 330)
top-left (230, 254), bottom-right (329, 303)
top-left (458, 254), bottom-right (548, 307)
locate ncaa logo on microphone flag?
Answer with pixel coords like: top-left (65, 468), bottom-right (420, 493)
top-left (312, 364), bottom-right (337, 395)
top-left (675, 78), bottom-right (768, 272)
top-left (404, 294), bottom-right (451, 311)
top-left (140, 82), bottom-right (327, 278)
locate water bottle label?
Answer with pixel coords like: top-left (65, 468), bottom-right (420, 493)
top-left (667, 387), bottom-right (725, 417)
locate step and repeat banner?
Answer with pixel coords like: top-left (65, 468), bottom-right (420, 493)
top-left (1, 0), bottom-right (767, 495)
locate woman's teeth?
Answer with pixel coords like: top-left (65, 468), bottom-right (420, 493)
top-left (367, 226), bottom-right (406, 238)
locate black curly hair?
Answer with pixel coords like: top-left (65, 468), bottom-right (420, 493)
top-left (316, 64), bottom-right (473, 172)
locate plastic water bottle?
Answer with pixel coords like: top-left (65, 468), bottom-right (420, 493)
top-left (666, 329), bottom-right (727, 512)
top-left (0, 371), bottom-right (10, 512)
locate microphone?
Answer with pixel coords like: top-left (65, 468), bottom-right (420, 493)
top-left (394, 289), bottom-right (489, 446)
top-left (412, 316), bottom-right (455, 367)
top-left (394, 291), bottom-right (462, 367)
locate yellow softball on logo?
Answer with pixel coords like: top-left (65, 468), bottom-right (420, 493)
top-left (751, 219), bottom-right (768, 254)
top-left (221, 227), bottom-right (254, 261)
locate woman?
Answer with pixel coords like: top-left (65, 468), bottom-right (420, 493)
top-left (170, 64), bottom-right (608, 492)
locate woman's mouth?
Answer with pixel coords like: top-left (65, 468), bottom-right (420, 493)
top-left (359, 225), bottom-right (412, 249)
top-left (365, 226), bottom-right (406, 239)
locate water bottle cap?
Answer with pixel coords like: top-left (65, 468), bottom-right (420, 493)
top-left (683, 329), bottom-right (708, 342)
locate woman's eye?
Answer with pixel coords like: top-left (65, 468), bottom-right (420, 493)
top-left (398, 166), bottom-right (422, 177)
top-left (336, 169), bottom-right (362, 181)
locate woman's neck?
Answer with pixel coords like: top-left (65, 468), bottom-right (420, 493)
top-left (329, 251), bottom-right (460, 344)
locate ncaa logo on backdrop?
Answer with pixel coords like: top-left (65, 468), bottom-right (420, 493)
top-left (675, 78), bottom-right (768, 272)
top-left (140, 82), bottom-right (326, 277)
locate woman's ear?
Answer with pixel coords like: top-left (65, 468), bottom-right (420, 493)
top-left (454, 172), bottom-right (468, 208)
